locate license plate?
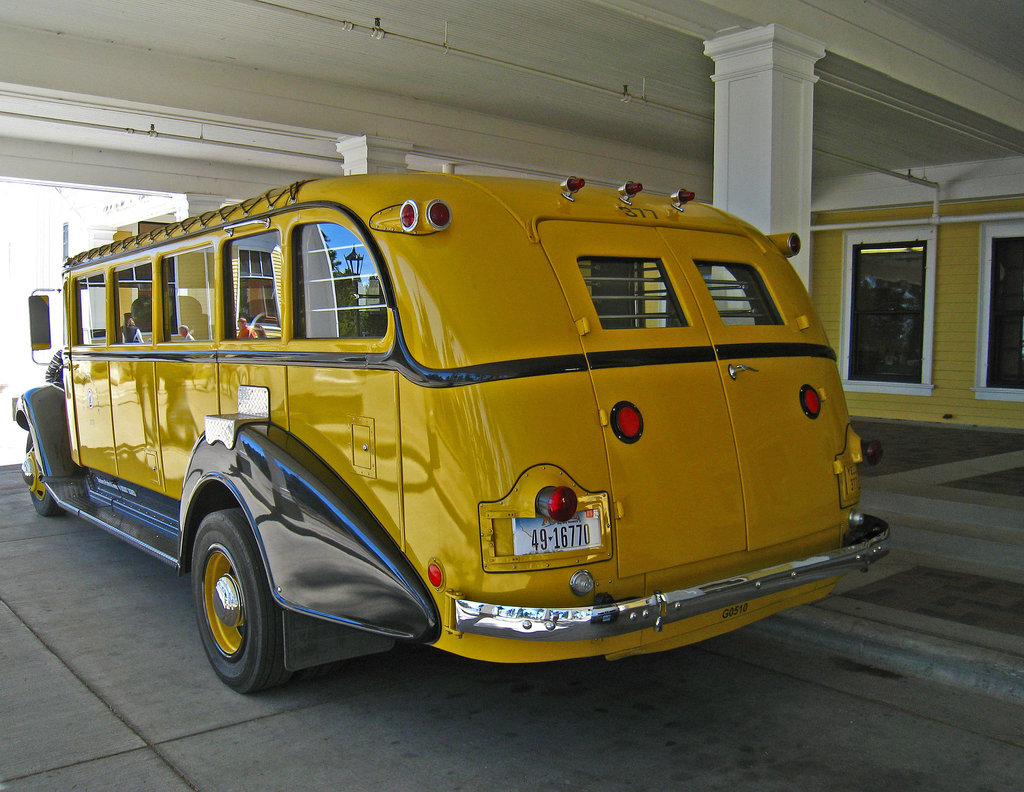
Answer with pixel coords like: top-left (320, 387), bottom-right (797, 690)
top-left (512, 511), bottom-right (602, 556)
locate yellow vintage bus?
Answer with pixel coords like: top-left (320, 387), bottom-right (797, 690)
top-left (17, 174), bottom-right (888, 691)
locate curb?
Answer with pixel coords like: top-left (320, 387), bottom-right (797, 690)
top-left (747, 605), bottom-right (1024, 705)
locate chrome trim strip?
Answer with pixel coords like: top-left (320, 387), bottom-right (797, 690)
top-left (455, 527), bottom-right (889, 641)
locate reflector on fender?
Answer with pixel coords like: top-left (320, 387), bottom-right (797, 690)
top-left (400, 200), bottom-right (419, 232)
top-left (799, 385), bottom-right (821, 419)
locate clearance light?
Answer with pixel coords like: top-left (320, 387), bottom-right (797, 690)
top-left (769, 232), bottom-right (802, 258)
top-left (427, 560), bottom-right (445, 589)
top-left (561, 176), bottom-right (586, 201)
top-left (611, 401), bottom-right (643, 443)
top-left (425, 199), bottom-right (452, 230)
top-left (536, 486), bottom-right (578, 523)
top-left (799, 385), bottom-right (821, 419)
top-left (400, 200), bottom-right (419, 232)
top-left (861, 438), bottom-right (883, 466)
top-left (618, 181), bottom-right (643, 205)
top-left (671, 189), bottom-right (696, 211)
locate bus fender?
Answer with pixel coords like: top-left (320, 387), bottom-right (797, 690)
top-left (15, 385), bottom-right (81, 479)
top-left (180, 424), bottom-right (439, 646)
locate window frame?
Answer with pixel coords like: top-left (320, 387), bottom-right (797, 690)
top-left (974, 219), bottom-right (1024, 402)
top-left (840, 225), bottom-right (936, 396)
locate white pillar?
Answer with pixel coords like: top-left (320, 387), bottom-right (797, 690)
top-left (182, 194), bottom-right (227, 219)
top-left (704, 25), bottom-right (824, 285)
top-left (336, 135), bottom-right (412, 175)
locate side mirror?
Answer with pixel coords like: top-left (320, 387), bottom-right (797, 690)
top-left (29, 294), bottom-right (52, 351)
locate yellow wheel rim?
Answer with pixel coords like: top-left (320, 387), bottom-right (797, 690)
top-left (203, 547), bottom-right (245, 657)
top-left (24, 450), bottom-right (47, 502)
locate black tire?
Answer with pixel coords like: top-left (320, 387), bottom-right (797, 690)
top-left (191, 508), bottom-right (291, 692)
top-left (25, 437), bottom-right (62, 517)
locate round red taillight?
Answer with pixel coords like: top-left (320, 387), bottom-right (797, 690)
top-left (799, 385), bottom-right (821, 419)
top-left (400, 200), bottom-right (418, 232)
top-left (536, 486), bottom-right (578, 523)
top-left (862, 438), bottom-right (883, 466)
top-left (427, 561), bottom-right (444, 588)
top-left (611, 401), bottom-right (643, 443)
top-left (425, 199), bottom-right (451, 230)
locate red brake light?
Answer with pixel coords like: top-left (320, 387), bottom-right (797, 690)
top-left (561, 176), bottom-right (586, 201)
top-left (611, 401), bottom-right (643, 443)
top-left (862, 439), bottom-right (883, 466)
top-left (425, 199), bottom-right (451, 230)
top-left (618, 181), bottom-right (643, 204)
top-left (536, 486), bottom-right (578, 523)
top-left (799, 385), bottom-right (821, 419)
top-left (400, 200), bottom-right (418, 231)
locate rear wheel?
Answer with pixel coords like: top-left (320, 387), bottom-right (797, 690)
top-left (192, 508), bottom-right (291, 692)
top-left (25, 437), bottom-right (62, 517)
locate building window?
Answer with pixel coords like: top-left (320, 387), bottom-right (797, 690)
top-left (976, 223), bottom-right (1024, 399)
top-left (841, 226), bottom-right (935, 395)
top-left (850, 242), bottom-right (926, 382)
top-left (988, 237), bottom-right (1024, 388)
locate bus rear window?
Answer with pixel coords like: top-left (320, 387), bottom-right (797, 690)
top-left (696, 262), bottom-right (782, 325)
top-left (578, 257), bottom-right (686, 329)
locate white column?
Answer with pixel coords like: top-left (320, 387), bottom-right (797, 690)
top-left (182, 194), bottom-right (227, 219)
top-left (336, 135), bottom-right (412, 175)
top-left (704, 25), bottom-right (824, 285)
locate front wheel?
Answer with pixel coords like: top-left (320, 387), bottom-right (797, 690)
top-left (25, 437), bottom-right (62, 517)
top-left (191, 508), bottom-right (291, 692)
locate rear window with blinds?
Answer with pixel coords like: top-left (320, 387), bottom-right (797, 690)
top-left (578, 257), bottom-right (686, 329)
top-left (696, 262), bottom-right (782, 325)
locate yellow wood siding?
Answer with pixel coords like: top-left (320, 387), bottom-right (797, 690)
top-left (811, 199), bottom-right (1024, 429)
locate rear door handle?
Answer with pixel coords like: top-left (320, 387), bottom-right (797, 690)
top-left (727, 363), bottom-right (759, 380)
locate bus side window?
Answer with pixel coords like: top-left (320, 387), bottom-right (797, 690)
top-left (163, 248), bottom-right (214, 342)
top-left (76, 272), bottom-right (107, 346)
top-left (294, 222), bottom-right (388, 339)
top-left (114, 262), bottom-right (153, 344)
top-left (225, 230), bottom-right (282, 340)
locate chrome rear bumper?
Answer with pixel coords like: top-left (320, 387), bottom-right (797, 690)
top-left (455, 520), bottom-right (889, 641)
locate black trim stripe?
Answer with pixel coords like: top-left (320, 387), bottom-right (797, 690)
top-left (69, 341), bottom-right (835, 387)
top-left (714, 343), bottom-right (836, 362)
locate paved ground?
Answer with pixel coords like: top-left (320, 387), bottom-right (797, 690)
top-left (1, 416), bottom-right (1023, 789)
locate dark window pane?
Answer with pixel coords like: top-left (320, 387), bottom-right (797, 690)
top-left (988, 237), bottom-right (1024, 388)
top-left (850, 242), bottom-right (926, 382)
